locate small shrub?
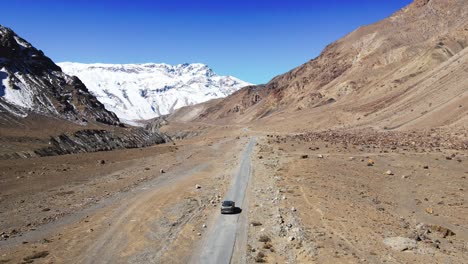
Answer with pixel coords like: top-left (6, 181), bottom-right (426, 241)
top-left (263, 243), bottom-right (272, 249)
top-left (255, 251), bottom-right (266, 263)
top-left (254, 256), bottom-right (265, 263)
top-left (259, 235), bottom-right (271, 243)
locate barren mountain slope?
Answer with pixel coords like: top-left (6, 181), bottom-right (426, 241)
top-left (180, 0), bottom-right (468, 132)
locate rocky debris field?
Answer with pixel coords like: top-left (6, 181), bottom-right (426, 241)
top-left (247, 131), bottom-right (467, 263)
top-left (283, 128), bottom-right (468, 151)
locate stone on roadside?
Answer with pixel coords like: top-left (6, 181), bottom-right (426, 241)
top-left (383, 237), bottom-right (417, 251)
top-left (160, 169), bottom-right (165, 173)
top-left (317, 154), bottom-right (324, 159)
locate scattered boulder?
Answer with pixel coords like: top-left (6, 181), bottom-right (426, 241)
top-left (430, 225), bottom-right (456, 238)
top-left (160, 169), bottom-right (165, 174)
top-left (289, 236), bottom-right (295, 241)
top-left (383, 237), bottom-right (417, 251)
top-left (317, 154), bottom-right (324, 158)
top-left (291, 207), bottom-right (297, 212)
top-left (195, 184), bottom-right (202, 189)
top-left (98, 160), bottom-right (106, 165)
top-left (385, 170), bottom-right (394, 175)
top-left (367, 159), bottom-right (375, 166)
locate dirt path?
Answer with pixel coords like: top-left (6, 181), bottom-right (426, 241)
top-left (191, 137), bottom-right (255, 264)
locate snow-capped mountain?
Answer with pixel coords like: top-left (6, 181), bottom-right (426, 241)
top-left (0, 25), bottom-right (120, 126)
top-left (58, 62), bottom-right (252, 122)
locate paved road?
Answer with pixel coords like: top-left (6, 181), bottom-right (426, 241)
top-left (192, 137), bottom-right (256, 264)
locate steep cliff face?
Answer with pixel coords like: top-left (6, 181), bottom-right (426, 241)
top-left (188, 0), bottom-right (468, 131)
top-left (0, 25), bottom-right (120, 126)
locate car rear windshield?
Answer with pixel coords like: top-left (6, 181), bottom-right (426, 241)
top-left (222, 201), bottom-right (233, 206)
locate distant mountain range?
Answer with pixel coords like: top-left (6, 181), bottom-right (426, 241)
top-left (58, 62), bottom-right (251, 123)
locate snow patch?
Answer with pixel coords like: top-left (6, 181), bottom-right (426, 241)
top-left (14, 36), bottom-right (30, 49)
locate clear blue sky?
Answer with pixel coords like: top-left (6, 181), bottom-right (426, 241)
top-left (2, 0), bottom-right (412, 84)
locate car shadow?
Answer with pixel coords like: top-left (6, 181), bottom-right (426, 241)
top-left (222, 207), bottom-right (243, 215)
top-left (232, 207), bottom-right (242, 214)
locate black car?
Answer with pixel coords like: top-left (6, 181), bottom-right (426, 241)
top-left (221, 200), bottom-right (235, 214)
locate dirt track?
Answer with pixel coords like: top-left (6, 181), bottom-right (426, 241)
top-left (192, 137), bottom-right (255, 264)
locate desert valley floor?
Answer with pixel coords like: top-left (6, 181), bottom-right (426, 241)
top-left (0, 124), bottom-right (466, 264)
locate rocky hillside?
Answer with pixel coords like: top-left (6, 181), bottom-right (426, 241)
top-left (0, 25), bottom-right (169, 159)
top-left (181, 0), bottom-right (468, 132)
top-left (58, 62), bottom-right (251, 123)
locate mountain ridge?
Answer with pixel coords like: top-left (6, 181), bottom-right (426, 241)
top-left (0, 25), bottom-right (121, 126)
